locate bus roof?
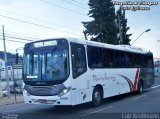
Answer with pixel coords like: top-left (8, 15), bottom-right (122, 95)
top-left (66, 37), bottom-right (151, 55)
top-left (25, 37), bottom-right (152, 55)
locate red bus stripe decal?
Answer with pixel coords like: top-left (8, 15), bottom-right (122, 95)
top-left (132, 68), bottom-right (140, 91)
top-left (119, 75), bottom-right (133, 91)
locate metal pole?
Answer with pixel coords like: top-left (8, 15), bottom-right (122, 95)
top-left (131, 31), bottom-right (145, 45)
top-left (131, 29), bottom-right (151, 45)
top-left (16, 49), bottom-right (18, 80)
top-left (12, 67), bottom-right (17, 103)
top-left (83, 30), bottom-right (88, 40)
top-left (15, 49), bottom-right (18, 102)
top-left (2, 25), bottom-right (10, 98)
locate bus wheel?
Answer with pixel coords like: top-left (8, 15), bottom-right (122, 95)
top-left (92, 87), bottom-right (103, 107)
top-left (137, 80), bottom-right (143, 94)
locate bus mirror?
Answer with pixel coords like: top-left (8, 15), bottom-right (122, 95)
top-left (16, 53), bottom-right (19, 64)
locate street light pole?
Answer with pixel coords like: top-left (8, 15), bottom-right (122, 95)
top-left (2, 25), bottom-right (10, 98)
top-left (131, 29), bottom-right (151, 46)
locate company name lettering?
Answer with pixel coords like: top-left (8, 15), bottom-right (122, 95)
top-left (93, 73), bottom-right (116, 81)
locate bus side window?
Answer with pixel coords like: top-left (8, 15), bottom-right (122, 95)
top-left (103, 49), bottom-right (114, 68)
top-left (134, 53), bottom-right (141, 68)
top-left (124, 52), bottom-right (129, 68)
top-left (71, 43), bottom-right (87, 79)
top-left (140, 55), bottom-right (144, 67)
top-left (115, 50), bottom-right (124, 68)
top-left (128, 52), bottom-right (134, 68)
top-left (87, 46), bottom-right (103, 68)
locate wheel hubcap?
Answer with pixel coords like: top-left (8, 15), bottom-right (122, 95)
top-left (95, 91), bottom-right (101, 102)
top-left (140, 85), bottom-right (143, 92)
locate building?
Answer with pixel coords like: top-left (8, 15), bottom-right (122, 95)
top-left (154, 60), bottom-right (160, 77)
top-left (0, 58), bottom-right (23, 89)
top-left (0, 58), bottom-right (23, 80)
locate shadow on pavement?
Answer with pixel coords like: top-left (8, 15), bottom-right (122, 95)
top-left (33, 90), bottom-right (153, 114)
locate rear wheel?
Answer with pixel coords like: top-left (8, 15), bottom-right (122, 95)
top-left (92, 87), bottom-right (103, 107)
top-left (137, 80), bottom-right (143, 94)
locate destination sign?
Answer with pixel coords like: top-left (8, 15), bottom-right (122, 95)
top-left (34, 40), bottom-right (57, 48)
top-left (27, 75), bottom-right (38, 78)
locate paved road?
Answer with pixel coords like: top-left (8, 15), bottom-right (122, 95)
top-left (0, 77), bottom-right (160, 119)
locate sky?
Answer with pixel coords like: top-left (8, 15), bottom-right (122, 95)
top-left (0, 0), bottom-right (159, 59)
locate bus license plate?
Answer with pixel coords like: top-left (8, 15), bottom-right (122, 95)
top-left (38, 99), bottom-right (47, 104)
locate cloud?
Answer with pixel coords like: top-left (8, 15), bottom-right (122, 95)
top-left (0, 6), bottom-right (8, 12)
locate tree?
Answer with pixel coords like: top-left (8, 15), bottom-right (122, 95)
top-left (82, 0), bottom-right (118, 44)
top-left (116, 7), bottom-right (132, 45)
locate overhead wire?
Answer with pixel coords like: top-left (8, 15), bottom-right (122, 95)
top-left (0, 14), bottom-right (83, 37)
top-left (0, 35), bottom-right (34, 42)
top-left (0, 38), bottom-right (27, 43)
top-left (4, 32), bottom-right (42, 40)
top-left (0, 8), bottom-right (82, 32)
top-left (61, 0), bottom-right (88, 10)
top-left (70, 0), bottom-right (89, 7)
top-left (2, 30), bottom-right (44, 40)
top-left (40, 0), bottom-right (86, 16)
top-left (0, 32), bottom-right (35, 44)
top-left (0, 32), bottom-right (38, 41)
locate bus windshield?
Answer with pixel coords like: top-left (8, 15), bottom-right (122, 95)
top-left (24, 49), bottom-right (69, 82)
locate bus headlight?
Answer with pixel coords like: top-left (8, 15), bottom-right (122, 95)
top-left (59, 87), bottom-right (71, 97)
top-left (24, 90), bottom-right (30, 96)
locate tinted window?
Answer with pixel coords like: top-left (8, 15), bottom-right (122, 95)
top-left (115, 50), bottom-right (125, 68)
top-left (103, 49), bottom-right (115, 68)
top-left (87, 46), bottom-right (103, 68)
top-left (140, 55), bottom-right (146, 67)
top-left (124, 52), bottom-right (134, 68)
top-left (134, 53), bottom-right (141, 68)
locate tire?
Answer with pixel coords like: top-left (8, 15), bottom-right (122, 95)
top-left (137, 80), bottom-right (143, 94)
top-left (92, 87), bottom-right (103, 107)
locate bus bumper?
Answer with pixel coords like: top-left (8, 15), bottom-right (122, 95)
top-left (23, 90), bottom-right (72, 105)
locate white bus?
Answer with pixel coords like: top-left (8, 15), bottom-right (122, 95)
top-left (23, 38), bottom-right (154, 106)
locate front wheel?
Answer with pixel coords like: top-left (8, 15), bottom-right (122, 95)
top-left (92, 87), bottom-right (103, 107)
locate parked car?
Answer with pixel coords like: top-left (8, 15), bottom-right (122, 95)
top-left (2, 89), bottom-right (8, 97)
top-left (15, 87), bottom-right (23, 94)
top-left (9, 85), bottom-right (23, 94)
top-left (10, 85), bottom-right (15, 94)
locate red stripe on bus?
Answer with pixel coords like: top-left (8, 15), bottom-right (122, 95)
top-left (132, 68), bottom-right (140, 91)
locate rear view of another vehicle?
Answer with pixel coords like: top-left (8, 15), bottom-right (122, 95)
top-left (2, 89), bottom-right (8, 97)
